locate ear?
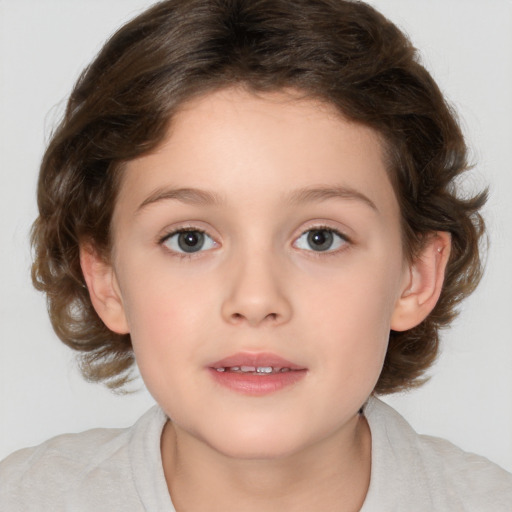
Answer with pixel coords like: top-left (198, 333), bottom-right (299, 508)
top-left (79, 244), bottom-right (129, 334)
top-left (391, 231), bottom-right (451, 331)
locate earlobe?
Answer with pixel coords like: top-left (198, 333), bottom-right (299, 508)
top-left (79, 244), bottom-right (129, 334)
top-left (391, 232), bottom-right (451, 332)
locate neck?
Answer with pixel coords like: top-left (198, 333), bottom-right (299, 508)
top-left (161, 414), bottom-right (371, 512)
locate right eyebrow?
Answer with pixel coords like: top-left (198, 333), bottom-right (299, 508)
top-left (136, 187), bottom-right (224, 212)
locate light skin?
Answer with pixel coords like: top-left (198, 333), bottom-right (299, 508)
top-left (81, 87), bottom-right (450, 511)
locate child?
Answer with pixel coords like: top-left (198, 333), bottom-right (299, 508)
top-left (1, 0), bottom-right (511, 510)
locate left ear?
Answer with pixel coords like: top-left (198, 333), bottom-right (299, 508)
top-left (391, 231), bottom-right (451, 331)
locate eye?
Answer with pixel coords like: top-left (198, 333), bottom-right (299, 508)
top-left (294, 228), bottom-right (348, 252)
top-left (161, 229), bottom-right (217, 254)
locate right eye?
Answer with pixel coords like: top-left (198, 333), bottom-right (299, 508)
top-left (161, 229), bottom-right (217, 254)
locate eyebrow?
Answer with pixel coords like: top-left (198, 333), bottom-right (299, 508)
top-left (137, 187), bottom-right (224, 211)
top-left (287, 186), bottom-right (378, 212)
top-left (136, 185), bottom-right (378, 212)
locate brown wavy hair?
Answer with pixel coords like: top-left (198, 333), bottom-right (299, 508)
top-left (31, 0), bottom-right (486, 393)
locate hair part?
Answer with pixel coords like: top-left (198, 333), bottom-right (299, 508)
top-left (32, 0), bottom-right (487, 392)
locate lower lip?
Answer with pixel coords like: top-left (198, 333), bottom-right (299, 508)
top-left (208, 368), bottom-right (307, 396)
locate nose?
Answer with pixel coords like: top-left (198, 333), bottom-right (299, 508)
top-left (220, 250), bottom-right (292, 327)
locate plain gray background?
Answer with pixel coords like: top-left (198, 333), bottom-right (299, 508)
top-left (1, 0), bottom-right (511, 471)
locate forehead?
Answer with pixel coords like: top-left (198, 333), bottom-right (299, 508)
top-left (114, 87), bottom-right (398, 222)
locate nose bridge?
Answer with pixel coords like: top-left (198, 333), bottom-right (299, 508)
top-left (221, 241), bottom-right (292, 326)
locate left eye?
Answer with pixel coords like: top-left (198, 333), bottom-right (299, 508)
top-left (294, 228), bottom-right (348, 252)
top-left (162, 230), bottom-right (217, 254)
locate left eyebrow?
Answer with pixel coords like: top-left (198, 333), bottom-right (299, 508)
top-left (287, 185), bottom-right (378, 212)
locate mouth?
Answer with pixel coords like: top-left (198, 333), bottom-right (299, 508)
top-left (214, 366), bottom-right (296, 374)
top-left (208, 352), bottom-right (307, 396)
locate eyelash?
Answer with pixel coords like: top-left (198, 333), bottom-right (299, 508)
top-left (158, 227), bottom-right (216, 260)
top-left (293, 225), bottom-right (351, 258)
top-left (158, 225), bottom-right (351, 259)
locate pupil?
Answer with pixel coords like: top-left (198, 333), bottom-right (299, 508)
top-left (307, 230), bottom-right (333, 251)
top-left (178, 231), bottom-right (204, 253)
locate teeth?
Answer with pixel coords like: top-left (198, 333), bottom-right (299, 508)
top-left (215, 366), bottom-right (294, 374)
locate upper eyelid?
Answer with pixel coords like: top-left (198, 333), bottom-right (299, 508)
top-left (159, 226), bottom-right (206, 241)
top-left (295, 227), bottom-right (349, 243)
top-left (158, 224), bottom-right (217, 246)
top-left (296, 225), bottom-right (351, 242)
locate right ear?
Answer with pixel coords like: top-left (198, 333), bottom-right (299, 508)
top-left (79, 244), bottom-right (129, 334)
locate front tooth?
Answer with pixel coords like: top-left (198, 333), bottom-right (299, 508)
top-left (240, 366), bottom-right (256, 372)
top-left (231, 366), bottom-right (241, 371)
top-left (256, 366), bottom-right (273, 374)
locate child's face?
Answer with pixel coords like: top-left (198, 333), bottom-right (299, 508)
top-left (106, 88), bottom-right (410, 458)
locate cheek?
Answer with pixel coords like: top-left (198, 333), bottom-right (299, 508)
top-left (302, 254), bottom-right (402, 333)
top-left (118, 264), bottom-right (216, 371)
top-left (122, 256), bottom-right (212, 323)
top-left (297, 253), bottom-right (403, 381)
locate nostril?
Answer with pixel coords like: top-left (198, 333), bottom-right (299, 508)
top-left (229, 312), bottom-right (279, 323)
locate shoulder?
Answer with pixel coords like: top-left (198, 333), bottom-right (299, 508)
top-left (0, 425), bottom-right (132, 510)
top-left (416, 429), bottom-right (512, 507)
top-left (363, 397), bottom-right (512, 511)
top-left (0, 406), bottom-right (166, 511)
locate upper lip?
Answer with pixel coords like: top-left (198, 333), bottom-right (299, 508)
top-left (209, 352), bottom-right (306, 370)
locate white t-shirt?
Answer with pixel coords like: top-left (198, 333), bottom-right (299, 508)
top-left (1, 397), bottom-right (511, 511)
